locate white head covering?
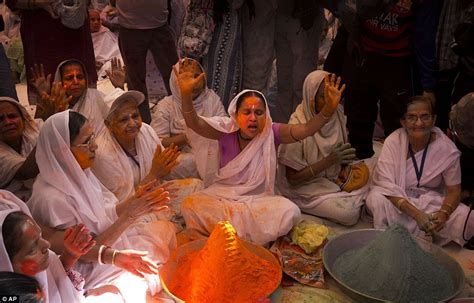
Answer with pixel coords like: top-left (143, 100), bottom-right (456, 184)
top-left (0, 97), bottom-right (41, 188)
top-left (0, 190), bottom-right (82, 303)
top-left (30, 110), bottom-right (114, 234)
top-left (192, 89), bottom-right (276, 197)
top-left (279, 70), bottom-right (347, 181)
top-left (152, 58), bottom-right (226, 137)
top-left (53, 59), bottom-right (108, 134)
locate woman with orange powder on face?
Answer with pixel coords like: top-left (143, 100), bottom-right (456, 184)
top-left (174, 58), bottom-right (346, 245)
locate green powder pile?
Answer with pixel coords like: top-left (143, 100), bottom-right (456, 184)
top-left (333, 225), bottom-right (454, 302)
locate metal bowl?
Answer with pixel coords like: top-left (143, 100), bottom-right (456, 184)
top-left (322, 229), bottom-right (465, 303)
top-left (160, 239), bottom-right (282, 302)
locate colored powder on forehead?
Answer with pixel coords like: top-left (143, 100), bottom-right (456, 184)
top-left (332, 225), bottom-right (454, 302)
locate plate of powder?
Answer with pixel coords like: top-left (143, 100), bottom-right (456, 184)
top-left (323, 225), bottom-right (465, 303)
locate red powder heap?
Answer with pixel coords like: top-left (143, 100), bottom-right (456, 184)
top-left (168, 221), bottom-right (281, 302)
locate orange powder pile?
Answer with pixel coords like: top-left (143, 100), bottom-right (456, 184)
top-left (168, 221), bottom-right (281, 302)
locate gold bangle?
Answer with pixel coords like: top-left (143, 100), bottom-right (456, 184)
top-left (308, 165), bottom-right (315, 178)
top-left (438, 209), bottom-right (450, 219)
top-left (443, 203), bottom-right (454, 211)
top-left (183, 107), bottom-right (195, 114)
top-left (112, 249), bottom-right (118, 266)
top-left (289, 125), bottom-right (300, 142)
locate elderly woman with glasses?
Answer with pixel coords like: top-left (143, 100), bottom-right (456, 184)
top-left (366, 96), bottom-right (473, 246)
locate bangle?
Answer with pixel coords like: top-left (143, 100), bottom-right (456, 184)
top-left (395, 198), bottom-right (406, 210)
top-left (438, 208), bottom-right (450, 219)
top-left (112, 249), bottom-right (118, 266)
top-left (98, 245), bottom-right (107, 265)
top-left (183, 107), bottom-right (195, 115)
top-left (308, 165), bottom-right (315, 178)
top-left (289, 125), bottom-right (300, 142)
top-left (443, 203), bottom-right (454, 212)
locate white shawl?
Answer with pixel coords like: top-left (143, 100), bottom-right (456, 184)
top-left (91, 26), bottom-right (122, 79)
top-left (151, 58), bottom-right (226, 138)
top-left (54, 59), bottom-right (108, 134)
top-left (92, 123), bottom-right (163, 202)
top-left (192, 89), bottom-right (277, 200)
top-left (28, 111), bottom-right (176, 289)
top-left (0, 190), bottom-right (82, 303)
top-left (370, 127), bottom-right (461, 207)
top-left (278, 70), bottom-right (347, 197)
top-left (0, 98), bottom-right (42, 188)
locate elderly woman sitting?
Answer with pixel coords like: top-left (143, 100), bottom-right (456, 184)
top-left (92, 91), bottom-right (203, 221)
top-left (366, 96), bottom-right (473, 246)
top-left (0, 89), bottom-right (69, 200)
top-left (278, 70), bottom-right (372, 226)
top-left (151, 58), bottom-right (227, 179)
top-left (31, 60), bottom-right (109, 134)
top-left (28, 110), bottom-right (175, 292)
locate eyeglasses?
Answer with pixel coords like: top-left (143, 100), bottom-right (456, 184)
top-left (448, 119), bottom-right (459, 142)
top-left (73, 133), bottom-right (95, 149)
top-left (404, 114), bottom-right (432, 123)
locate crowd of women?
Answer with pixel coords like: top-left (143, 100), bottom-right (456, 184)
top-left (0, 0), bottom-right (473, 302)
top-left (0, 55), bottom-right (473, 301)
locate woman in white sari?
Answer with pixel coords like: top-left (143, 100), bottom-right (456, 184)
top-left (151, 58), bottom-right (227, 179)
top-left (28, 110), bottom-right (176, 292)
top-left (92, 91), bottom-right (204, 221)
top-left (0, 190), bottom-right (84, 303)
top-left (174, 59), bottom-right (346, 245)
top-left (278, 70), bottom-right (373, 226)
top-left (366, 96), bottom-right (473, 246)
top-left (53, 59), bottom-right (109, 133)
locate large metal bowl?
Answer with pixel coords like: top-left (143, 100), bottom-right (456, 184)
top-left (160, 239), bottom-right (282, 302)
top-left (322, 229), bottom-right (465, 303)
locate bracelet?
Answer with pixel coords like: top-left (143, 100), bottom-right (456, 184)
top-left (289, 125), bottom-right (300, 142)
top-left (438, 208), bottom-right (450, 219)
top-left (395, 198), bottom-right (406, 210)
top-left (98, 245), bottom-right (107, 265)
top-left (308, 165), bottom-right (316, 178)
top-left (183, 107), bottom-right (195, 115)
top-left (112, 249), bottom-right (118, 266)
top-left (442, 203), bottom-right (454, 212)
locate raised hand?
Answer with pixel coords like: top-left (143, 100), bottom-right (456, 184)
top-left (113, 250), bottom-right (160, 278)
top-left (105, 57), bottom-right (126, 89)
top-left (321, 73), bottom-right (345, 118)
top-left (30, 63), bottom-right (51, 95)
top-left (36, 81), bottom-right (73, 120)
top-left (63, 223), bottom-right (96, 259)
top-left (150, 143), bottom-right (180, 179)
top-left (172, 58), bottom-right (206, 98)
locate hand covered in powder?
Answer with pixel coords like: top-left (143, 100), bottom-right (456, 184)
top-left (63, 223), bottom-right (96, 259)
top-left (321, 73), bottom-right (345, 118)
top-left (173, 58), bottom-right (206, 99)
top-left (330, 142), bottom-right (357, 165)
top-left (37, 81), bottom-right (72, 119)
top-left (429, 211), bottom-right (448, 232)
top-left (126, 180), bottom-right (170, 221)
top-left (414, 211), bottom-right (435, 235)
top-left (150, 143), bottom-right (180, 179)
top-left (113, 250), bottom-right (160, 278)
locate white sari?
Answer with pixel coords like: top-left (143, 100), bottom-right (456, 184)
top-left (0, 98), bottom-right (43, 201)
top-left (91, 26), bottom-right (122, 79)
top-left (151, 59), bottom-right (227, 179)
top-left (0, 190), bottom-right (83, 303)
top-left (92, 122), bottom-right (203, 216)
top-left (277, 71), bottom-right (373, 225)
top-left (28, 111), bottom-right (176, 290)
top-left (54, 59), bottom-right (109, 134)
top-left (182, 90), bottom-right (301, 245)
top-left (366, 127), bottom-right (472, 246)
